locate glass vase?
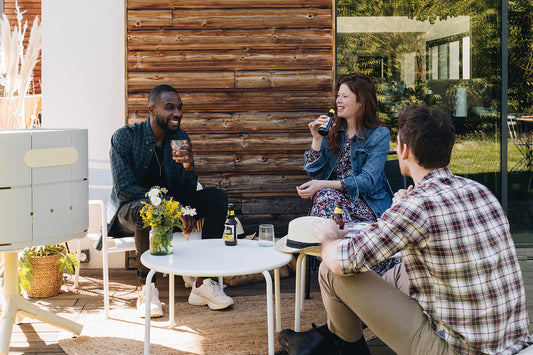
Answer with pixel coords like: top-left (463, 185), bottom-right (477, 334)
top-left (149, 226), bottom-right (173, 255)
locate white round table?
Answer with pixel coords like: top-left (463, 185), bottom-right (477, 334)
top-left (141, 239), bottom-right (292, 355)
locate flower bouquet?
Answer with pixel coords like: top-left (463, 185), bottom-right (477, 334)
top-left (140, 186), bottom-right (196, 255)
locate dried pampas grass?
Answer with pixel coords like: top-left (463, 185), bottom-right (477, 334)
top-left (0, 1), bottom-right (42, 129)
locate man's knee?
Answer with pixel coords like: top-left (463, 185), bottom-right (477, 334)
top-left (318, 261), bottom-right (334, 289)
top-left (204, 187), bottom-right (228, 206)
top-left (115, 200), bottom-right (146, 231)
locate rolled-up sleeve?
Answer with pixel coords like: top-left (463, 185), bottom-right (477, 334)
top-left (336, 202), bottom-right (421, 275)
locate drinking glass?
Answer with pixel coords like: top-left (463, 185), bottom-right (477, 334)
top-left (171, 139), bottom-right (188, 158)
top-left (258, 224), bottom-right (275, 247)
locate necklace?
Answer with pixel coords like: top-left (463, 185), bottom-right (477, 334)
top-left (154, 147), bottom-right (163, 176)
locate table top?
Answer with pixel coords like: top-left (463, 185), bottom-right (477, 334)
top-left (516, 116), bottom-right (533, 122)
top-left (140, 239), bottom-right (292, 277)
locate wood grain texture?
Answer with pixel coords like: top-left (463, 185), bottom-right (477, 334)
top-left (128, 0), bottom-right (332, 10)
top-left (128, 49), bottom-right (332, 72)
top-left (129, 8), bottom-right (331, 29)
top-left (127, 29), bottom-right (332, 50)
top-left (125, 0), bottom-right (334, 232)
top-left (128, 111), bottom-right (327, 133)
top-left (127, 70), bottom-right (332, 92)
top-left (127, 91), bottom-right (332, 113)
top-left (193, 154), bottom-right (307, 174)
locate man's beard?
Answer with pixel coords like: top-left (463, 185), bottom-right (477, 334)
top-left (155, 113), bottom-right (180, 133)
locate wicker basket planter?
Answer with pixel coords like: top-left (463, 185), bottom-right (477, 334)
top-left (26, 254), bottom-right (64, 298)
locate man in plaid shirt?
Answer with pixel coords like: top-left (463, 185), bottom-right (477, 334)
top-left (279, 105), bottom-right (531, 354)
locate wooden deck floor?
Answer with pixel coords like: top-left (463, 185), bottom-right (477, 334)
top-left (8, 256), bottom-right (533, 355)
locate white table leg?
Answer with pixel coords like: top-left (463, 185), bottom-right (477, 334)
top-left (262, 270), bottom-right (274, 355)
top-left (300, 255), bottom-right (306, 311)
top-left (274, 268), bottom-right (281, 332)
top-left (0, 251), bottom-right (83, 355)
top-left (169, 274), bottom-right (175, 329)
top-left (294, 253), bottom-right (306, 332)
top-left (144, 269), bottom-right (156, 355)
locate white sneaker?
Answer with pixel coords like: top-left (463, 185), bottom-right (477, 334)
top-left (182, 276), bottom-right (196, 288)
top-left (188, 278), bottom-right (234, 310)
top-left (137, 283), bottom-right (163, 318)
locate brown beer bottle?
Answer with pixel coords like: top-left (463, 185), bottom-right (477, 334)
top-left (333, 201), bottom-right (344, 229)
top-left (318, 108), bottom-right (336, 136)
top-left (224, 203), bottom-right (238, 246)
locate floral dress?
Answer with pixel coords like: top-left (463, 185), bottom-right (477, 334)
top-left (305, 137), bottom-right (401, 276)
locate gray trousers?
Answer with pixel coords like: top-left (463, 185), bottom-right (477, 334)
top-left (318, 262), bottom-right (456, 355)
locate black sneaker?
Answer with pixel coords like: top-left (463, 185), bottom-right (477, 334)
top-left (278, 323), bottom-right (325, 355)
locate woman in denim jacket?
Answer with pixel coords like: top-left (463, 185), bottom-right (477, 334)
top-left (297, 73), bottom-right (393, 232)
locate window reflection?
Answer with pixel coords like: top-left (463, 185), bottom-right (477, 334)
top-left (336, 1), bottom-right (533, 245)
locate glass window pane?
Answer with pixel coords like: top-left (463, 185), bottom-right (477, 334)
top-left (335, 1), bottom-right (533, 246)
top-left (463, 36), bottom-right (471, 80)
top-left (449, 41), bottom-right (460, 80)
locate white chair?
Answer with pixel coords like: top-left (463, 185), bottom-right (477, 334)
top-left (87, 199), bottom-right (135, 318)
top-left (87, 199), bottom-right (205, 318)
top-left (79, 159), bottom-right (203, 318)
top-left (508, 115), bottom-right (519, 140)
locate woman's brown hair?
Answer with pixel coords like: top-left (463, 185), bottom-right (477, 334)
top-left (326, 73), bottom-right (385, 154)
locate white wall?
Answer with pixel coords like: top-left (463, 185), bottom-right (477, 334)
top-left (41, 0), bottom-right (125, 161)
top-left (42, 1), bottom-right (126, 268)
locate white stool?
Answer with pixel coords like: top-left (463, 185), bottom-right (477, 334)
top-left (294, 250), bottom-right (321, 331)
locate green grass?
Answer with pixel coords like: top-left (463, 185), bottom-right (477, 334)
top-left (391, 137), bottom-right (528, 175)
top-left (450, 138), bottom-right (527, 175)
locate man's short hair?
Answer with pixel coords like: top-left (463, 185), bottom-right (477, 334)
top-left (148, 85), bottom-right (178, 107)
top-left (398, 104), bottom-right (455, 169)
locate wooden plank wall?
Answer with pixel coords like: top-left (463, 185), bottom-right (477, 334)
top-left (128, 0), bottom-right (335, 235)
top-left (3, 0), bottom-right (42, 95)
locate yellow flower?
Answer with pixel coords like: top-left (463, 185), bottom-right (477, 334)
top-left (139, 186), bottom-right (194, 233)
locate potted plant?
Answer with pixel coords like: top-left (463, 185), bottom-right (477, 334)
top-left (18, 244), bottom-right (79, 298)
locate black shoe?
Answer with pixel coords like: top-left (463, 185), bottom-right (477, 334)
top-left (341, 336), bottom-right (371, 355)
top-left (93, 235), bottom-right (103, 251)
top-left (278, 323), bottom-right (324, 355)
top-left (278, 323), bottom-right (371, 355)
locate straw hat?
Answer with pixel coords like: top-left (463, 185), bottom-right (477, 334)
top-left (274, 216), bottom-right (328, 254)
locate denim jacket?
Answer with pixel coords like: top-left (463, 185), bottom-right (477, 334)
top-left (107, 119), bottom-right (198, 231)
top-left (304, 126), bottom-right (393, 218)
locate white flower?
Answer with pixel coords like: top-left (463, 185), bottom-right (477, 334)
top-left (182, 206), bottom-right (197, 216)
top-left (148, 188), bottom-right (160, 198)
top-left (150, 196), bottom-right (162, 206)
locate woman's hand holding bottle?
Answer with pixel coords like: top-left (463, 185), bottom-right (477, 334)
top-left (309, 109), bottom-right (335, 151)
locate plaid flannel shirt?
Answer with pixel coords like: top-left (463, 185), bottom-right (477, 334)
top-left (338, 168), bottom-right (531, 354)
top-left (107, 119), bottom-right (198, 230)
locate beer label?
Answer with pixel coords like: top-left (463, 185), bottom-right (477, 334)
top-left (224, 225), bottom-right (236, 241)
top-left (334, 207), bottom-right (342, 215)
